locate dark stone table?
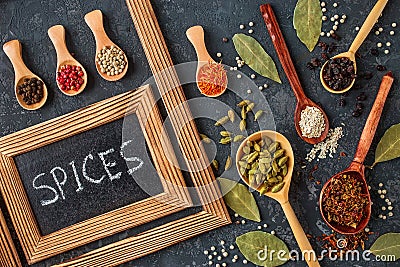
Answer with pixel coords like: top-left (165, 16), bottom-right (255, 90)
top-left (0, 0), bottom-right (399, 266)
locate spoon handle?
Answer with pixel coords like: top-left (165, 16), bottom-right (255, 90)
top-left (353, 72), bottom-right (394, 164)
top-left (85, 10), bottom-right (113, 50)
top-left (281, 202), bottom-right (320, 267)
top-left (2, 40), bottom-right (33, 81)
top-left (186, 25), bottom-right (212, 63)
top-left (48, 25), bottom-right (73, 65)
top-left (260, 4), bottom-right (306, 101)
top-left (349, 0), bottom-right (389, 54)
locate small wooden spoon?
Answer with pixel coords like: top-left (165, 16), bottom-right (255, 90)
top-left (261, 4), bottom-right (329, 144)
top-left (84, 10), bottom-right (128, 81)
top-left (3, 40), bottom-right (48, 110)
top-left (320, 0), bottom-right (389, 94)
top-left (320, 72), bottom-right (394, 234)
top-left (48, 25), bottom-right (87, 96)
top-left (237, 130), bottom-right (320, 267)
top-left (186, 25), bottom-right (227, 97)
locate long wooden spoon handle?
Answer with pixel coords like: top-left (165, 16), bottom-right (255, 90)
top-left (2, 40), bottom-right (32, 80)
top-left (48, 25), bottom-right (72, 65)
top-left (353, 72), bottom-right (394, 164)
top-left (349, 0), bottom-right (389, 53)
top-left (281, 201), bottom-right (321, 267)
top-left (260, 4), bottom-right (306, 101)
top-left (84, 10), bottom-right (111, 48)
top-left (186, 25), bottom-right (211, 63)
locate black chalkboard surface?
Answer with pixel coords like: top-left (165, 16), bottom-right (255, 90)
top-left (14, 115), bottom-right (162, 235)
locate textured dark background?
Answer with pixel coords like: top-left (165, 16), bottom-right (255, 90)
top-left (1, 0), bottom-right (399, 266)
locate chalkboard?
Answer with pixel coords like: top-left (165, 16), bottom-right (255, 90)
top-left (14, 115), bottom-right (162, 235)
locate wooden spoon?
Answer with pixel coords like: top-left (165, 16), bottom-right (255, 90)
top-left (84, 10), bottom-right (128, 81)
top-left (260, 4), bottom-right (329, 145)
top-left (48, 25), bottom-right (87, 96)
top-left (186, 25), bottom-right (227, 97)
top-left (2, 40), bottom-right (48, 110)
top-left (320, 72), bottom-right (394, 234)
top-left (237, 130), bottom-right (320, 267)
top-left (320, 0), bottom-right (389, 94)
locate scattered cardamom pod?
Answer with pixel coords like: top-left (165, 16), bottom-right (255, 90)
top-left (237, 100), bottom-right (250, 107)
top-left (215, 116), bottom-right (229, 126)
top-left (246, 102), bottom-right (255, 113)
top-left (240, 119), bottom-right (246, 131)
top-left (212, 159), bottom-right (219, 170)
top-left (241, 106), bottom-right (247, 120)
top-left (220, 137), bottom-right (232, 144)
top-left (200, 134), bottom-right (212, 144)
top-left (225, 156), bottom-right (232, 171)
top-left (271, 182), bottom-right (285, 193)
top-left (254, 110), bottom-right (264, 121)
top-left (234, 135), bottom-right (245, 142)
top-left (228, 110), bottom-right (235, 122)
top-left (220, 131), bottom-right (231, 137)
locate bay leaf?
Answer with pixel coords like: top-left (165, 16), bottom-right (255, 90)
top-left (236, 231), bottom-right (289, 267)
top-left (370, 233), bottom-right (400, 261)
top-left (232, 34), bottom-right (281, 83)
top-left (217, 177), bottom-right (261, 222)
top-left (373, 123), bottom-right (400, 167)
top-left (293, 0), bottom-right (322, 52)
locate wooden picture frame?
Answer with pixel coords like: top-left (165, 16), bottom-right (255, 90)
top-left (0, 85), bottom-right (193, 264)
top-left (0, 208), bottom-right (21, 267)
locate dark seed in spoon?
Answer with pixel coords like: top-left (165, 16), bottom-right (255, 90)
top-left (322, 57), bottom-right (356, 91)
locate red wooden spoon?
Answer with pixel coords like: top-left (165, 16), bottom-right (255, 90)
top-left (320, 72), bottom-right (394, 234)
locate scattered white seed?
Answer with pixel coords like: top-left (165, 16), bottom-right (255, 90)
top-left (379, 27), bottom-right (384, 32)
top-left (222, 263), bottom-right (227, 267)
top-left (258, 86), bottom-right (263, 90)
top-left (232, 258), bottom-right (237, 263)
top-left (221, 249), bottom-right (225, 253)
top-left (342, 14), bottom-right (347, 19)
top-left (263, 223), bottom-right (268, 228)
top-left (237, 63), bottom-right (242, 68)
top-left (334, 14), bottom-right (339, 19)
top-left (322, 15), bottom-right (327, 21)
top-left (355, 26), bottom-right (360, 31)
top-left (250, 74), bottom-right (256, 79)
top-left (388, 202), bottom-right (392, 206)
top-left (241, 220), bottom-right (246, 224)
top-left (327, 32), bottom-right (331, 37)
top-left (333, 25), bottom-right (338, 31)
top-left (247, 89), bottom-right (252, 94)
top-left (384, 49), bottom-right (390, 54)
top-left (378, 189), bottom-right (382, 194)
top-left (263, 83), bottom-right (268, 88)
top-left (216, 264), bottom-right (221, 267)
top-left (223, 252), bottom-right (228, 257)
top-left (388, 212), bottom-right (393, 217)
top-left (204, 250), bottom-right (209, 255)
top-left (216, 52), bottom-right (222, 58)
top-left (243, 259), bottom-right (248, 264)
top-left (379, 183), bottom-right (383, 187)
top-left (248, 29), bottom-right (254, 34)
top-left (390, 30), bottom-right (395, 35)
top-left (320, 32), bottom-right (325, 36)
top-left (365, 228), bottom-right (370, 232)
top-left (330, 17), bottom-right (335, 22)
top-left (388, 206), bottom-right (393, 210)
top-left (334, 21), bottom-right (339, 26)
top-left (235, 56), bottom-right (240, 61)
top-left (213, 252), bottom-right (217, 256)
top-left (382, 206), bottom-right (387, 211)
top-left (321, 2), bottom-right (326, 7)
top-left (240, 24), bottom-right (245, 29)
top-left (377, 42), bottom-right (383, 48)
top-left (386, 42), bottom-right (391, 47)
top-left (257, 226), bottom-right (262, 229)
top-left (383, 215), bottom-right (387, 220)
top-left (385, 198), bottom-right (390, 202)
top-left (208, 261), bottom-right (213, 266)
top-left (233, 67), bottom-right (238, 71)
top-left (271, 230), bottom-right (276, 235)
top-left (330, 30), bottom-right (335, 34)
top-left (375, 31), bottom-right (380, 35)
top-left (208, 255), bottom-right (213, 260)
top-left (380, 194), bottom-right (385, 199)
top-left (392, 22), bottom-right (397, 27)
top-left (217, 256), bottom-right (222, 261)
top-left (368, 186), bottom-right (371, 190)
top-left (340, 19), bottom-right (345, 24)
top-left (379, 214), bottom-right (383, 218)
top-left (211, 246), bottom-right (216, 251)
top-left (333, 2), bottom-right (338, 7)
top-left (322, 7), bottom-right (327, 13)
top-left (220, 240), bottom-right (225, 245)
top-left (229, 67), bottom-right (234, 71)
top-left (249, 21), bottom-right (254, 27)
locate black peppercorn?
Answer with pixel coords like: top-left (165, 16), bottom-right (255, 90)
top-left (356, 92), bottom-right (367, 101)
top-left (376, 65), bottom-right (386, 71)
top-left (222, 37), bottom-right (228, 43)
top-left (370, 48), bottom-right (379, 56)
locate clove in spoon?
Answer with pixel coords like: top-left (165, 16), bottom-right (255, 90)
top-left (85, 10), bottom-right (129, 81)
top-left (3, 40), bottom-right (48, 110)
top-left (320, 72), bottom-right (394, 234)
top-left (186, 25), bottom-right (227, 97)
top-left (320, 0), bottom-right (389, 94)
top-left (48, 25), bottom-right (88, 96)
top-left (237, 131), bottom-right (320, 267)
top-left (261, 4), bottom-right (329, 144)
